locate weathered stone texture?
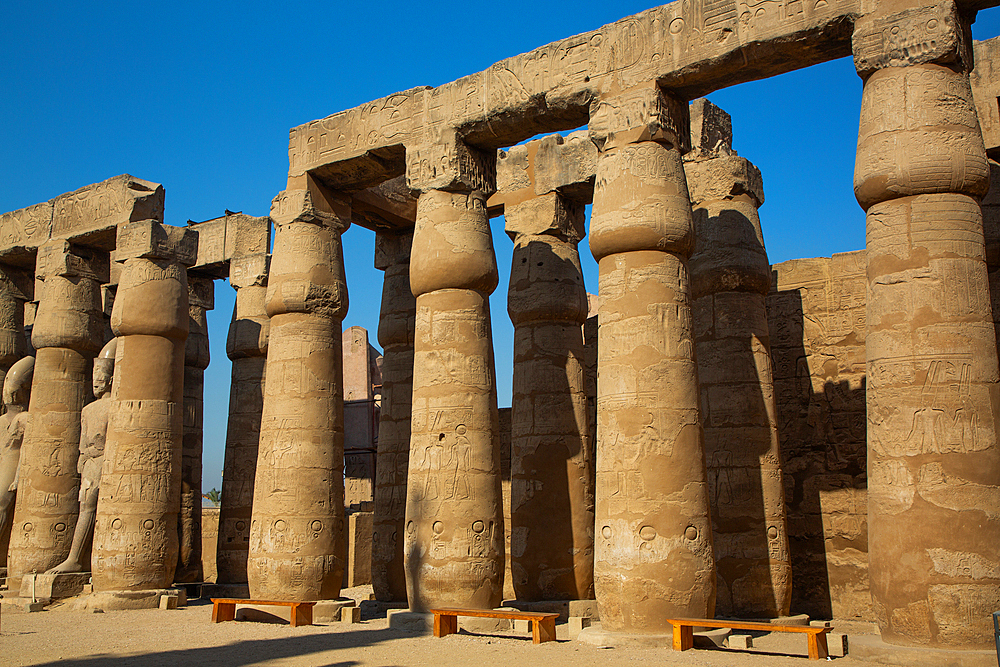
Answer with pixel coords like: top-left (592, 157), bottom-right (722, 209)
top-left (767, 252), bottom-right (870, 622)
top-left (971, 38), bottom-right (1000, 155)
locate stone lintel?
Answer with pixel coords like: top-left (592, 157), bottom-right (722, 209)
top-left (229, 253), bottom-right (270, 289)
top-left (972, 37), bottom-right (1000, 155)
top-left (490, 132), bottom-right (597, 216)
top-left (684, 153), bottom-right (765, 207)
top-left (115, 220), bottom-right (198, 266)
top-left (374, 230), bottom-right (413, 271)
top-left (853, 0), bottom-right (972, 78)
top-left (689, 98), bottom-right (733, 157)
top-left (504, 193), bottom-right (585, 243)
top-left (405, 132), bottom-right (496, 195)
top-left (186, 212), bottom-right (271, 276)
top-left (0, 202), bottom-right (53, 265)
top-left (34, 239), bottom-right (110, 283)
top-left (589, 84), bottom-right (690, 153)
top-left (271, 185), bottom-right (350, 230)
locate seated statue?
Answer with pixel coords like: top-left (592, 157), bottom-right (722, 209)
top-left (0, 355), bottom-right (35, 549)
top-left (47, 339), bottom-right (116, 574)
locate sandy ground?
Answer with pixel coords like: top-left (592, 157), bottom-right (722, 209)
top-left (2, 587), bottom-right (877, 667)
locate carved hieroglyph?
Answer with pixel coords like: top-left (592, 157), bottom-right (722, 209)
top-left (8, 240), bottom-right (106, 580)
top-left (247, 186), bottom-right (349, 601)
top-left (505, 189), bottom-right (593, 601)
top-left (175, 275), bottom-right (213, 583)
top-left (217, 253), bottom-right (269, 585)
top-left (685, 99), bottom-right (791, 618)
top-left (92, 221), bottom-right (196, 592)
top-left (590, 84), bottom-right (715, 633)
top-left (0, 356), bottom-right (34, 566)
top-left (372, 231), bottom-right (415, 602)
top-left (404, 134), bottom-right (504, 611)
top-left (854, 1), bottom-right (1000, 649)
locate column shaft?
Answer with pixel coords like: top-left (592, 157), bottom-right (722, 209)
top-left (372, 231), bottom-right (415, 603)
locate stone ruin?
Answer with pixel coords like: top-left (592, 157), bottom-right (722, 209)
top-left (1, 0), bottom-right (999, 661)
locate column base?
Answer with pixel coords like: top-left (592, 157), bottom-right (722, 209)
top-left (577, 622), bottom-right (729, 647)
top-left (18, 572), bottom-right (91, 603)
top-left (73, 588), bottom-right (185, 611)
top-left (503, 599), bottom-right (599, 623)
top-left (851, 635), bottom-right (997, 667)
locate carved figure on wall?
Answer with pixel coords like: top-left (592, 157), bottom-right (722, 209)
top-left (47, 338), bottom-right (116, 574)
top-left (0, 355), bottom-right (35, 547)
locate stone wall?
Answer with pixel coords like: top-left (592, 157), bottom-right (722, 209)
top-left (767, 251), bottom-right (869, 621)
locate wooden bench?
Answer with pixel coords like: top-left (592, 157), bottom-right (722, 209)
top-left (665, 617), bottom-right (832, 660)
top-left (429, 607), bottom-right (559, 644)
top-left (211, 598), bottom-right (316, 627)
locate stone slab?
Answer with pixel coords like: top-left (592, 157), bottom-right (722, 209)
top-left (71, 589), bottom-right (180, 611)
top-left (850, 634), bottom-right (996, 666)
top-left (313, 598), bottom-right (357, 623)
top-left (729, 634), bottom-right (754, 649)
top-left (387, 610), bottom-right (433, 634)
top-left (577, 623), bottom-right (729, 648)
top-left (19, 573), bottom-right (90, 602)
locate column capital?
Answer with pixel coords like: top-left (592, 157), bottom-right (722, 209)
top-left (684, 154), bottom-right (765, 208)
top-left (504, 193), bottom-right (584, 244)
top-left (405, 131), bottom-right (496, 195)
top-left (35, 239), bottom-right (110, 283)
top-left (853, 0), bottom-right (973, 79)
top-left (270, 187), bottom-right (350, 231)
top-left (115, 220), bottom-right (198, 266)
top-left (589, 83), bottom-right (689, 153)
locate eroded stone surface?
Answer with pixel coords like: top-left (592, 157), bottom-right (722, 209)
top-left (0, 356), bottom-right (33, 569)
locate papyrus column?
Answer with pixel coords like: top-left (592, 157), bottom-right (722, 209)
top-left (8, 240), bottom-right (106, 580)
top-left (372, 231), bottom-right (415, 603)
top-left (854, 2), bottom-right (1000, 649)
top-left (404, 133), bottom-right (504, 610)
top-left (175, 274), bottom-right (213, 583)
top-left (589, 84), bottom-right (715, 633)
top-left (506, 193), bottom-right (593, 601)
top-left (248, 186), bottom-right (348, 601)
top-left (217, 253), bottom-right (269, 585)
top-left (92, 221), bottom-right (196, 592)
top-left (685, 99), bottom-right (791, 618)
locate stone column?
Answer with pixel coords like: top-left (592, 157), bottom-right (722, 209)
top-left (175, 274), bottom-right (213, 583)
top-left (216, 253), bottom-right (269, 587)
top-left (372, 230), bottom-right (415, 603)
top-left (92, 221), bottom-right (196, 599)
top-left (588, 84), bottom-right (715, 635)
top-left (854, 2), bottom-right (1000, 649)
top-left (247, 186), bottom-right (349, 601)
top-left (8, 240), bottom-right (106, 581)
top-left (0, 265), bottom-right (31, 389)
top-left (506, 193), bottom-right (593, 601)
top-left (685, 99), bottom-right (791, 618)
top-left (404, 133), bottom-right (504, 610)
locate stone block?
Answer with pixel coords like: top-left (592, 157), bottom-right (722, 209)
top-left (568, 616), bottom-right (592, 640)
top-left (406, 132), bottom-right (496, 195)
top-left (386, 609), bottom-right (433, 634)
top-left (689, 98), bottom-right (732, 155)
top-left (684, 153), bottom-right (765, 207)
top-left (567, 599), bottom-right (599, 619)
top-left (115, 220), bottom-right (198, 266)
top-left (342, 511), bottom-right (373, 588)
top-left (0, 201), bottom-right (53, 259)
top-left (23, 601), bottom-right (45, 612)
top-left (829, 633), bottom-right (849, 657)
top-left (461, 608), bottom-right (515, 634)
top-left (225, 213), bottom-right (270, 259)
top-left (189, 218), bottom-right (227, 269)
top-left (511, 618), bottom-right (529, 633)
top-left (589, 84), bottom-right (689, 153)
top-left (229, 253), bottom-right (269, 289)
top-left (504, 193), bottom-right (585, 243)
top-left (854, 1), bottom-right (970, 79)
top-left (34, 240), bottom-right (110, 282)
top-left (533, 131), bottom-right (597, 200)
top-left (341, 606), bottom-right (362, 623)
top-left (19, 572), bottom-right (91, 602)
top-left (771, 614), bottom-right (810, 626)
top-left (728, 634), bottom-right (754, 649)
top-left (971, 38), bottom-right (1000, 154)
top-left (159, 595), bottom-right (178, 610)
top-left (313, 598), bottom-right (357, 623)
top-left (52, 175), bottom-right (163, 242)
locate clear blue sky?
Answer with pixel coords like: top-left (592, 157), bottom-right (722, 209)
top-left (3, 1), bottom-right (999, 494)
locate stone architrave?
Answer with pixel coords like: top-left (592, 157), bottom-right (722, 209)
top-left (247, 184), bottom-right (349, 601)
top-left (8, 240), bottom-right (107, 581)
top-left (854, 1), bottom-right (1000, 649)
top-left (589, 83), bottom-right (715, 634)
top-left (404, 132), bottom-right (504, 611)
top-left (175, 274), bottom-right (213, 583)
top-left (372, 230), bottom-right (415, 603)
top-left (506, 192), bottom-right (593, 602)
top-left (92, 220), bottom-right (196, 595)
top-left (216, 253), bottom-right (269, 586)
top-left (685, 98), bottom-right (791, 618)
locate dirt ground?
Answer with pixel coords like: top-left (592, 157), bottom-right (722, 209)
top-left (2, 587), bottom-right (878, 667)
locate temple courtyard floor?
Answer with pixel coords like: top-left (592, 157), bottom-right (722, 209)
top-left (0, 586), bottom-right (897, 667)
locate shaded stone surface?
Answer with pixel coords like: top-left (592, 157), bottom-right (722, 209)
top-left (372, 231), bottom-right (415, 603)
top-left (247, 184), bottom-right (349, 601)
top-left (0, 356), bottom-right (33, 569)
top-left (854, 3), bottom-right (1000, 649)
top-left (92, 220), bottom-right (196, 592)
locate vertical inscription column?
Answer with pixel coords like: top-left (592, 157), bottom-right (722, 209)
top-left (217, 253), bottom-right (269, 587)
top-left (684, 100), bottom-right (791, 618)
top-left (404, 133), bottom-right (504, 610)
top-left (372, 231), bottom-right (415, 603)
top-left (92, 221), bottom-right (196, 595)
top-left (506, 193), bottom-right (594, 601)
top-left (8, 240), bottom-right (106, 580)
top-left (854, 2), bottom-right (1000, 649)
top-left (175, 274), bottom-right (213, 583)
top-left (588, 84), bottom-right (715, 634)
top-left (248, 187), bottom-right (349, 601)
